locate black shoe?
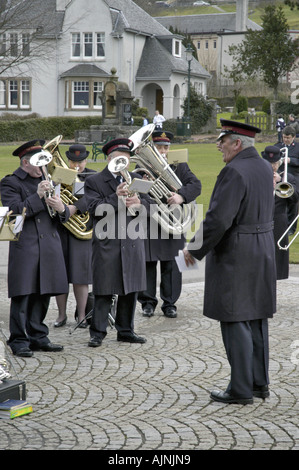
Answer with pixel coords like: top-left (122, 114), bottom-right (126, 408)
top-left (13, 347), bottom-right (33, 358)
top-left (164, 307), bottom-right (177, 318)
top-left (142, 306), bottom-right (154, 317)
top-left (253, 385), bottom-right (270, 399)
top-left (117, 332), bottom-right (146, 344)
top-left (88, 337), bottom-right (102, 347)
top-left (54, 316), bottom-right (67, 328)
top-left (77, 321), bottom-right (88, 329)
top-left (210, 390), bottom-right (253, 405)
top-left (31, 342), bottom-right (64, 352)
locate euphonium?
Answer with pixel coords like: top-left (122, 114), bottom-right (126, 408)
top-left (129, 124), bottom-right (198, 235)
top-left (43, 135), bottom-right (93, 240)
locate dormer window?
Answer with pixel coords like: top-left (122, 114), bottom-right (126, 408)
top-left (173, 38), bottom-right (181, 58)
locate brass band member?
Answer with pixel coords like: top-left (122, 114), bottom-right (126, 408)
top-left (0, 140), bottom-right (69, 357)
top-left (84, 138), bottom-right (153, 347)
top-left (262, 145), bottom-right (299, 280)
top-left (55, 144), bottom-right (96, 328)
top-left (138, 130), bottom-right (201, 318)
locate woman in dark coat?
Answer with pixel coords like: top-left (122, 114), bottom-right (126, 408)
top-left (55, 144), bottom-right (96, 328)
top-left (184, 120), bottom-right (277, 404)
top-left (84, 138), bottom-right (154, 348)
top-left (262, 145), bottom-right (299, 280)
top-left (0, 140), bottom-right (69, 357)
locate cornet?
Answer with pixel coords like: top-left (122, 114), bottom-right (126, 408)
top-left (275, 147), bottom-right (294, 198)
top-left (108, 155), bottom-right (138, 216)
top-left (30, 150), bottom-right (56, 217)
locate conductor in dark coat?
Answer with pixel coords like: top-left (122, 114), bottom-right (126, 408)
top-left (84, 138), bottom-right (153, 347)
top-left (55, 144), bottom-right (96, 328)
top-left (183, 120), bottom-right (277, 404)
top-left (0, 140), bottom-right (69, 357)
top-left (138, 131), bottom-right (202, 318)
top-left (261, 145), bottom-right (299, 280)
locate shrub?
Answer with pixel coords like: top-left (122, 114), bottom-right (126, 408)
top-left (236, 95), bottom-right (248, 113)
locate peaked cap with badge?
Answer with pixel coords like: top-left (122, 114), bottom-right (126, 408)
top-left (102, 138), bottom-right (134, 157)
top-left (217, 119), bottom-right (261, 141)
top-left (12, 139), bottom-right (46, 158)
top-left (152, 130), bottom-right (174, 146)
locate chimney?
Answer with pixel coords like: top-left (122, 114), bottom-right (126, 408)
top-left (236, 0), bottom-right (248, 32)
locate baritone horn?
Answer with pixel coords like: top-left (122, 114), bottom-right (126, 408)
top-left (31, 135), bottom-right (92, 240)
top-left (275, 147), bottom-right (294, 198)
top-left (128, 124), bottom-right (198, 235)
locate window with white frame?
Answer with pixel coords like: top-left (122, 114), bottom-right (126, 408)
top-left (93, 81), bottom-right (103, 107)
top-left (0, 80), bottom-right (6, 107)
top-left (84, 33), bottom-right (93, 57)
top-left (66, 80), bottom-right (103, 110)
top-left (10, 33), bottom-right (18, 56)
top-left (22, 34), bottom-right (30, 56)
top-left (173, 38), bottom-right (181, 57)
top-left (71, 32), bottom-right (105, 59)
top-left (21, 80), bottom-right (30, 107)
top-left (96, 33), bottom-right (105, 57)
top-left (0, 78), bottom-right (31, 109)
top-left (73, 81), bottom-right (89, 107)
top-left (9, 80), bottom-right (18, 107)
top-left (72, 33), bottom-right (81, 57)
top-left (0, 33), bottom-right (6, 55)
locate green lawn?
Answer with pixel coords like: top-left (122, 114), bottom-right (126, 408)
top-left (1, 140), bottom-right (299, 262)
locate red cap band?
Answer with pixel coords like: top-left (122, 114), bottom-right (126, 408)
top-left (221, 125), bottom-right (257, 138)
top-left (19, 146), bottom-right (42, 159)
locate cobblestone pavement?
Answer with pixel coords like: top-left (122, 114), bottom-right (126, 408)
top-left (0, 241), bottom-right (298, 451)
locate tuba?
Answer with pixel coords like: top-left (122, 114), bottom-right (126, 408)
top-left (40, 136), bottom-right (92, 240)
top-left (129, 124), bottom-right (198, 236)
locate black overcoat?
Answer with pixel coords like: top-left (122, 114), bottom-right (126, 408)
top-left (57, 167), bottom-right (96, 284)
top-left (145, 162), bottom-right (202, 261)
top-left (84, 167), bottom-right (153, 295)
top-left (188, 147), bottom-right (277, 322)
top-left (0, 167), bottom-right (69, 298)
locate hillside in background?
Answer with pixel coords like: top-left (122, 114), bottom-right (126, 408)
top-left (133, 1), bottom-right (299, 30)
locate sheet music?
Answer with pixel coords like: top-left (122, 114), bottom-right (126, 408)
top-left (175, 250), bottom-right (199, 272)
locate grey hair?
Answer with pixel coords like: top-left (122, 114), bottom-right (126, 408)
top-left (229, 134), bottom-right (254, 149)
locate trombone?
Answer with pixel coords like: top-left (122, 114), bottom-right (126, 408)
top-left (275, 147), bottom-right (294, 198)
top-left (277, 216), bottom-right (299, 251)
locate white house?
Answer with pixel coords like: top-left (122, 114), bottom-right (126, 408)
top-left (0, 0), bottom-right (210, 120)
top-left (155, 0), bottom-right (262, 83)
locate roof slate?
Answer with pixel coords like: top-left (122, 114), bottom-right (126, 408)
top-left (136, 36), bottom-right (210, 80)
top-left (154, 13), bottom-right (262, 34)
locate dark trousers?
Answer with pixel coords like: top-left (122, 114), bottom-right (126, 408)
top-left (7, 294), bottom-right (51, 353)
top-left (138, 260), bottom-right (182, 312)
top-left (90, 292), bottom-right (137, 339)
top-left (220, 319), bottom-right (269, 398)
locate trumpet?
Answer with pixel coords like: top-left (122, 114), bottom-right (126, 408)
top-left (108, 155), bottom-right (138, 216)
top-left (275, 147), bottom-right (294, 198)
top-left (30, 150), bottom-right (56, 217)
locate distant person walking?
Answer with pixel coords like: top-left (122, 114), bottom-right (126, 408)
top-left (153, 110), bottom-right (165, 130)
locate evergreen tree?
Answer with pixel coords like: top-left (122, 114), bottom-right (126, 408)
top-left (225, 4), bottom-right (299, 100)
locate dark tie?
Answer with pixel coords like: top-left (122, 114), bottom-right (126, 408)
top-left (116, 175), bottom-right (123, 184)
